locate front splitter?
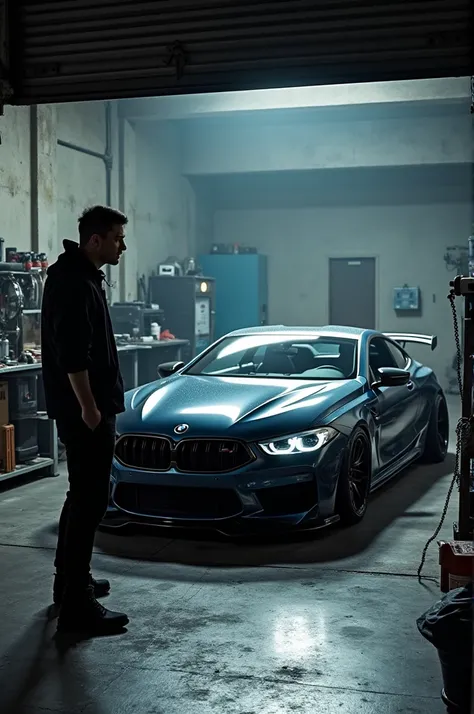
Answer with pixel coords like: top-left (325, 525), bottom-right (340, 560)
top-left (100, 510), bottom-right (340, 537)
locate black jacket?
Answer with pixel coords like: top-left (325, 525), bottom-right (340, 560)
top-left (41, 240), bottom-right (124, 420)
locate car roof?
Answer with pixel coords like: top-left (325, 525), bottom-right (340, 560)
top-left (226, 325), bottom-right (374, 339)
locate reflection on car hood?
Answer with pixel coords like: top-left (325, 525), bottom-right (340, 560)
top-left (117, 374), bottom-right (365, 440)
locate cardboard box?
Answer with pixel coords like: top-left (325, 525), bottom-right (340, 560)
top-left (0, 382), bottom-right (12, 472)
top-left (1, 424), bottom-right (15, 473)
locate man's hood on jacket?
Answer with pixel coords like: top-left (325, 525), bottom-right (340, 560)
top-left (47, 240), bottom-right (103, 282)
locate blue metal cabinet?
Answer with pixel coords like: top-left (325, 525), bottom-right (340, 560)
top-left (198, 254), bottom-right (268, 339)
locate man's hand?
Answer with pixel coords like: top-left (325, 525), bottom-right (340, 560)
top-left (68, 371), bottom-right (101, 430)
top-left (81, 406), bottom-right (102, 431)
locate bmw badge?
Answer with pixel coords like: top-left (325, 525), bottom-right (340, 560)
top-left (174, 424), bottom-right (189, 434)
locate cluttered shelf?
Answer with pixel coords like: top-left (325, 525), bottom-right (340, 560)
top-left (0, 337), bottom-right (192, 482)
top-left (115, 339), bottom-right (189, 390)
top-left (0, 456), bottom-right (56, 484)
top-left (0, 363), bottom-right (58, 481)
top-left (0, 250), bottom-right (56, 482)
top-left (0, 250), bottom-right (212, 483)
top-left (0, 362), bottom-right (43, 374)
top-left (116, 339), bottom-right (189, 352)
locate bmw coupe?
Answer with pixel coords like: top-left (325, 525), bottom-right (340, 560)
top-left (102, 326), bottom-right (448, 534)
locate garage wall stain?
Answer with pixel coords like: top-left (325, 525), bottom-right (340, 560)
top-left (1, 103), bottom-right (143, 300)
top-left (38, 106), bottom-right (55, 157)
top-left (2, 174), bottom-right (21, 198)
top-left (0, 106), bottom-right (32, 248)
top-left (67, 194), bottom-right (76, 213)
top-left (39, 165), bottom-right (54, 207)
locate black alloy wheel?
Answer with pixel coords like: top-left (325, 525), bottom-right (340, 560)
top-left (421, 393), bottom-right (449, 464)
top-left (348, 433), bottom-right (371, 514)
top-left (337, 427), bottom-right (371, 526)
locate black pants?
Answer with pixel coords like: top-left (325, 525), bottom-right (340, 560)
top-left (55, 415), bottom-right (116, 590)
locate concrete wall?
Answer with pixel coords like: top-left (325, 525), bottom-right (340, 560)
top-left (0, 101), bottom-right (138, 302)
top-left (56, 102), bottom-right (131, 300)
top-left (56, 102), bottom-right (109, 254)
top-left (213, 197), bottom-right (472, 387)
top-left (121, 77), bottom-right (471, 120)
top-left (134, 122), bottom-right (195, 279)
top-left (181, 111), bottom-right (471, 175)
top-left (0, 103), bottom-right (198, 304)
top-left (0, 106), bottom-right (32, 252)
top-left (180, 101), bottom-right (472, 386)
top-left (119, 117), bottom-right (138, 302)
top-left (2, 94), bottom-right (471, 389)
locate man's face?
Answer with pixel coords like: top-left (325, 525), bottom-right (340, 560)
top-left (98, 224), bottom-right (127, 266)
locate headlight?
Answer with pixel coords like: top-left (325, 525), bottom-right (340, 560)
top-left (259, 427), bottom-right (337, 455)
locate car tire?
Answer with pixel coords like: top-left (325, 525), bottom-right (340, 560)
top-left (420, 393), bottom-right (449, 464)
top-left (336, 427), bottom-right (372, 526)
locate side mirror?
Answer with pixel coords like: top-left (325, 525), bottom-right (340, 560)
top-left (157, 361), bottom-right (184, 379)
top-left (373, 367), bottom-right (410, 388)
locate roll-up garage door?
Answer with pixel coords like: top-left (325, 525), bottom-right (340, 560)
top-left (5, 0), bottom-right (473, 105)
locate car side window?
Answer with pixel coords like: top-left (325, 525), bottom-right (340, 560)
top-left (386, 341), bottom-right (409, 370)
top-left (369, 337), bottom-right (399, 374)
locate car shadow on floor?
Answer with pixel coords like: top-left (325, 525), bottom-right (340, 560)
top-left (35, 455), bottom-right (454, 574)
top-left (90, 454), bottom-right (456, 568)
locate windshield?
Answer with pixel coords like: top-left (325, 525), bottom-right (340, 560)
top-left (185, 334), bottom-right (358, 380)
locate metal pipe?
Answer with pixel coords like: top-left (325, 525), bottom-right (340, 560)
top-left (104, 102), bottom-right (113, 295)
top-left (57, 101), bottom-right (114, 300)
top-left (30, 105), bottom-right (39, 254)
top-left (117, 115), bottom-right (126, 302)
top-left (56, 139), bottom-right (106, 161)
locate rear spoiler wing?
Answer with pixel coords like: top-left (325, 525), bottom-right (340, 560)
top-left (383, 333), bottom-right (437, 351)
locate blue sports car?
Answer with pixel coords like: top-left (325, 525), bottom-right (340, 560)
top-left (102, 326), bottom-right (448, 535)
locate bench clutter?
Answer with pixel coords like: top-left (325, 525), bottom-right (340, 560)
top-left (0, 247), bottom-right (194, 481)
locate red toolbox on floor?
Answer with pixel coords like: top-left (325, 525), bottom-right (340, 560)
top-left (439, 541), bottom-right (474, 592)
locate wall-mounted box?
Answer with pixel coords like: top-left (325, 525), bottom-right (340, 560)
top-left (393, 286), bottom-right (420, 311)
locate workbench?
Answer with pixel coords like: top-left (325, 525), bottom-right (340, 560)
top-left (0, 362), bottom-right (59, 485)
top-left (117, 339), bottom-right (189, 390)
top-left (0, 339), bottom-right (189, 485)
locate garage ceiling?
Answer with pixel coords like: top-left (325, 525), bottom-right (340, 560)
top-left (4, 0), bottom-right (473, 105)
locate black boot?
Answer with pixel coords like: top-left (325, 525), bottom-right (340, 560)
top-left (57, 585), bottom-right (129, 634)
top-left (53, 573), bottom-right (110, 606)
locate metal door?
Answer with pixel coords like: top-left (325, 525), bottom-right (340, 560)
top-left (329, 258), bottom-right (376, 330)
top-left (3, 0), bottom-right (472, 105)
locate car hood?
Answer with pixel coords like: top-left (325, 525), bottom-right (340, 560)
top-left (117, 374), bottom-right (365, 441)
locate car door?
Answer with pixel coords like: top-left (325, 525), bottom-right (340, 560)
top-left (368, 337), bottom-right (420, 472)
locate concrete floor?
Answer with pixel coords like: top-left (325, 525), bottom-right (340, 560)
top-left (0, 397), bottom-right (462, 714)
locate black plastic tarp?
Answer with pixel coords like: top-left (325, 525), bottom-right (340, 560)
top-left (417, 583), bottom-right (472, 654)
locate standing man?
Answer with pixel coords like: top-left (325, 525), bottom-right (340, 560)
top-left (41, 205), bottom-right (129, 634)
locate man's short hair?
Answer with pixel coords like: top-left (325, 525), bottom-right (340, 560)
top-left (78, 205), bottom-right (128, 247)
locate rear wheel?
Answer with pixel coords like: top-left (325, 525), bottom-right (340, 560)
top-left (421, 393), bottom-right (449, 464)
top-left (336, 427), bottom-right (372, 526)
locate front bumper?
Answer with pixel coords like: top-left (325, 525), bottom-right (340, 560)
top-left (101, 432), bottom-right (347, 535)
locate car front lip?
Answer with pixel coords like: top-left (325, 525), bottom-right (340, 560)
top-left (105, 432), bottom-right (347, 533)
top-left (101, 507), bottom-right (340, 537)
